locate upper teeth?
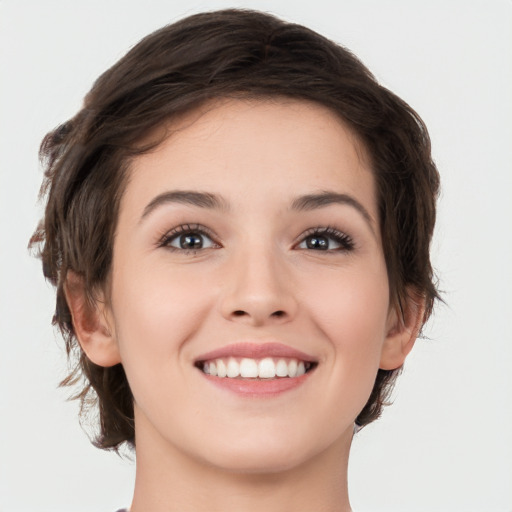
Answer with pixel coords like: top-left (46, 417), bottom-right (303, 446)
top-left (202, 357), bottom-right (309, 379)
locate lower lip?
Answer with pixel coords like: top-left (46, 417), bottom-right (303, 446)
top-left (200, 371), bottom-right (312, 397)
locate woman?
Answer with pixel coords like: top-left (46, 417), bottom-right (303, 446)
top-left (31, 9), bottom-right (439, 511)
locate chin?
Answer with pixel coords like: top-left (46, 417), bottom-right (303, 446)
top-left (205, 445), bottom-right (313, 475)
top-left (192, 423), bottom-right (345, 475)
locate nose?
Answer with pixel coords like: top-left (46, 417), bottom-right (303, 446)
top-left (219, 246), bottom-right (298, 327)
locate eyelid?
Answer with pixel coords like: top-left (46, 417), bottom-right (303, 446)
top-left (156, 223), bottom-right (354, 253)
top-left (294, 226), bottom-right (355, 251)
top-left (157, 223), bottom-right (221, 250)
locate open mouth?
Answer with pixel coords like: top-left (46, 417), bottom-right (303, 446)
top-left (196, 357), bottom-right (317, 379)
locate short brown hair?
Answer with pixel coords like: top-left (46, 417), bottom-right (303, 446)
top-left (30, 8), bottom-right (440, 450)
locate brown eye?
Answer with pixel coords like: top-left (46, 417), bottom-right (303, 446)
top-left (161, 224), bottom-right (218, 252)
top-left (297, 228), bottom-right (354, 252)
top-left (177, 233), bottom-right (205, 249)
top-left (305, 235), bottom-right (329, 250)
top-left (167, 232), bottom-right (215, 250)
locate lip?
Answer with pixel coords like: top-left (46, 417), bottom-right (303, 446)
top-left (201, 371), bottom-right (312, 397)
top-left (194, 342), bottom-right (317, 364)
top-left (194, 342), bottom-right (317, 398)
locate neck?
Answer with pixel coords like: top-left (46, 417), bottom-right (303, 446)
top-left (129, 412), bottom-right (353, 512)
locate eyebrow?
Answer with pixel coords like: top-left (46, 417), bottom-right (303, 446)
top-left (141, 190), bottom-right (229, 220)
top-left (290, 191), bottom-right (375, 232)
top-left (141, 189), bottom-right (375, 233)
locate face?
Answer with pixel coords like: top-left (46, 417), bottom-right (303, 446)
top-left (107, 99), bottom-right (395, 473)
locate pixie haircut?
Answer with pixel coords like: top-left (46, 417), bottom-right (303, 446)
top-left (31, 8), bottom-right (440, 451)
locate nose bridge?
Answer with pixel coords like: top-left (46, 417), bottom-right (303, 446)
top-left (219, 236), bottom-right (297, 325)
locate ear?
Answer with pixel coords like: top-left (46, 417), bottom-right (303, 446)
top-left (380, 288), bottom-right (425, 371)
top-left (64, 271), bottom-right (121, 367)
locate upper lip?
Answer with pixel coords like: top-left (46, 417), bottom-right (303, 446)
top-left (195, 342), bottom-right (317, 363)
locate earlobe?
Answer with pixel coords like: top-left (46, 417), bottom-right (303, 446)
top-left (380, 288), bottom-right (425, 371)
top-left (64, 271), bottom-right (121, 367)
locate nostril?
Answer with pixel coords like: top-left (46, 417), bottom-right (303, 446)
top-left (271, 310), bottom-right (286, 318)
top-left (233, 310), bottom-right (246, 317)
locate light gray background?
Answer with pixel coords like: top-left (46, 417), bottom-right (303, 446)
top-left (1, 1), bottom-right (511, 511)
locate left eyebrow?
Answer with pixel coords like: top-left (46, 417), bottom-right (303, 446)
top-left (290, 191), bottom-right (376, 234)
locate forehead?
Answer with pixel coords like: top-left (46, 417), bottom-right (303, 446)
top-left (123, 98), bottom-right (376, 219)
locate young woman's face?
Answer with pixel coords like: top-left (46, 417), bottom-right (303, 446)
top-left (108, 99), bottom-right (395, 472)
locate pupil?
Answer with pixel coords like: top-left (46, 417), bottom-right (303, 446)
top-left (307, 236), bottom-right (328, 250)
top-left (180, 233), bottom-right (203, 249)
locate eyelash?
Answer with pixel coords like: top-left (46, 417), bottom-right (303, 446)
top-left (296, 226), bottom-right (355, 252)
top-left (158, 223), bottom-right (219, 254)
top-left (158, 224), bottom-right (355, 254)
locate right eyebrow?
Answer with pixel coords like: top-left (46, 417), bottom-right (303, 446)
top-left (140, 190), bottom-right (229, 222)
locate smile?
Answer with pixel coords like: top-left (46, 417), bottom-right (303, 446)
top-left (194, 342), bottom-right (318, 395)
top-left (199, 357), bottom-right (316, 379)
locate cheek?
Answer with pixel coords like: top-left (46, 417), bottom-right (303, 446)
top-left (110, 257), bottom-right (214, 365)
top-left (303, 265), bottom-right (390, 368)
top-left (108, 260), bottom-right (217, 424)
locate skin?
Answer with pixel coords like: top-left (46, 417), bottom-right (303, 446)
top-left (67, 98), bottom-right (421, 512)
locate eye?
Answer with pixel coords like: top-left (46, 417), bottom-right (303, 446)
top-left (170, 232), bottom-right (213, 250)
top-left (159, 224), bottom-right (218, 252)
top-left (296, 227), bottom-right (354, 252)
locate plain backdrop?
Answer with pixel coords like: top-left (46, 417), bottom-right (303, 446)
top-left (1, 1), bottom-right (511, 511)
